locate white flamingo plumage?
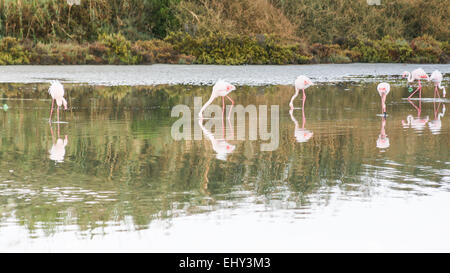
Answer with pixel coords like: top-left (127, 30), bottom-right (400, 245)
top-left (290, 75), bottom-right (314, 109)
top-left (402, 68), bottom-right (429, 99)
top-left (48, 80), bottom-right (68, 123)
top-left (377, 82), bottom-right (390, 116)
top-left (429, 70), bottom-right (446, 98)
top-left (198, 80), bottom-right (236, 118)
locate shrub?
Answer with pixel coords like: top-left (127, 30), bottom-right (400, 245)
top-left (166, 32), bottom-right (311, 65)
top-left (131, 39), bottom-right (194, 64)
top-left (0, 37), bottom-right (30, 65)
top-left (410, 35), bottom-right (443, 63)
top-left (96, 33), bottom-right (139, 64)
top-left (351, 36), bottom-right (412, 63)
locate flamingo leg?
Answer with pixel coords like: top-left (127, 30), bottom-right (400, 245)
top-left (301, 104), bottom-right (306, 129)
top-left (302, 89), bottom-right (306, 109)
top-left (226, 95), bottom-right (234, 120)
top-left (49, 99), bottom-right (55, 122)
top-left (407, 87), bottom-right (420, 99)
top-left (222, 97), bottom-right (225, 138)
top-left (436, 85), bottom-right (441, 99)
top-left (419, 80), bottom-right (422, 100)
top-left (57, 106), bottom-right (60, 123)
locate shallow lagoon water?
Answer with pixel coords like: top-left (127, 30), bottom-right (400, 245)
top-left (0, 64), bottom-right (449, 252)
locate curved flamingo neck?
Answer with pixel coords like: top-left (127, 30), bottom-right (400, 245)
top-left (406, 71), bottom-right (413, 82)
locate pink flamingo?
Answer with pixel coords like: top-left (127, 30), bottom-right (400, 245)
top-left (48, 80), bottom-right (68, 123)
top-left (429, 70), bottom-right (446, 99)
top-left (402, 68), bottom-right (429, 99)
top-left (290, 75), bottom-right (314, 109)
top-left (377, 82), bottom-right (390, 117)
top-left (198, 80), bottom-right (236, 119)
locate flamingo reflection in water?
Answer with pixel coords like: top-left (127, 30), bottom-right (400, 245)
top-left (402, 98), bottom-right (429, 131)
top-left (376, 117), bottom-right (390, 150)
top-left (289, 106), bottom-right (313, 143)
top-left (198, 118), bottom-right (235, 161)
top-left (428, 101), bottom-right (446, 134)
top-left (49, 123), bottom-right (68, 163)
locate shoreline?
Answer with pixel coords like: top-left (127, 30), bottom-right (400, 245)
top-left (0, 63), bottom-right (448, 86)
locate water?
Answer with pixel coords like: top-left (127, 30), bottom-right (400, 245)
top-left (0, 65), bottom-right (449, 252)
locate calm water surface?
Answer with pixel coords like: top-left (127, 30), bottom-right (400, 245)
top-left (0, 79), bottom-right (449, 251)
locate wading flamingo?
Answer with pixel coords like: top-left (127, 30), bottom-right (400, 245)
top-left (377, 82), bottom-right (390, 117)
top-left (376, 117), bottom-right (390, 150)
top-left (429, 102), bottom-right (446, 134)
top-left (429, 70), bottom-right (446, 99)
top-left (402, 68), bottom-right (429, 99)
top-left (48, 80), bottom-right (68, 123)
top-left (290, 75), bottom-right (314, 109)
top-left (198, 80), bottom-right (235, 119)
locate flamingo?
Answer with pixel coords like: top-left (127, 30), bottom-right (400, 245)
top-left (429, 70), bottom-right (446, 99)
top-left (377, 82), bottom-right (390, 117)
top-left (376, 117), bottom-right (390, 150)
top-left (290, 75), bottom-right (314, 109)
top-left (402, 68), bottom-right (429, 99)
top-left (48, 80), bottom-right (68, 123)
top-left (198, 80), bottom-right (235, 119)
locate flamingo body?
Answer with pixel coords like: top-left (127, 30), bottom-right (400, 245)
top-left (48, 80), bottom-right (68, 123)
top-left (402, 68), bottom-right (429, 83)
top-left (429, 70), bottom-right (446, 98)
top-left (402, 68), bottom-right (429, 99)
top-left (199, 80), bottom-right (236, 118)
top-left (377, 82), bottom-right (390, 116)
top-left (290, 75), bottom-right (314, 109)
top-left (49, 80), bottom-right (67, 109)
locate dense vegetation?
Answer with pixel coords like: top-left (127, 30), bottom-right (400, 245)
top-left (0, 0), bottom-right (448, 65)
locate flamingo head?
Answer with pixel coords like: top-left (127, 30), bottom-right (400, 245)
top-left (226, 84), bottom-right (236, 93)
top-left (401, 71), bottom-right (409, 78)
top-left (304, 79), bottom-right (314, 87)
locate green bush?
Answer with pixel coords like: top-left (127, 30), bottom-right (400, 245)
top-left (0, 37), bottom-right (30, 65)
top-left (165, 32), bottom-right (311, 65)
top-left (351, 36), bottom-right (412, 63)
top-left (131, 39), bottom-right (194, 64)
top-left (409, 35), bottom-right (443, 63)
top-left (96, 33), bottom-right (139, 64)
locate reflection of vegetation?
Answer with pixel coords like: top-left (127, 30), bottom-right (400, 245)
top-left (0, 83), bottom-right (449, 236)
